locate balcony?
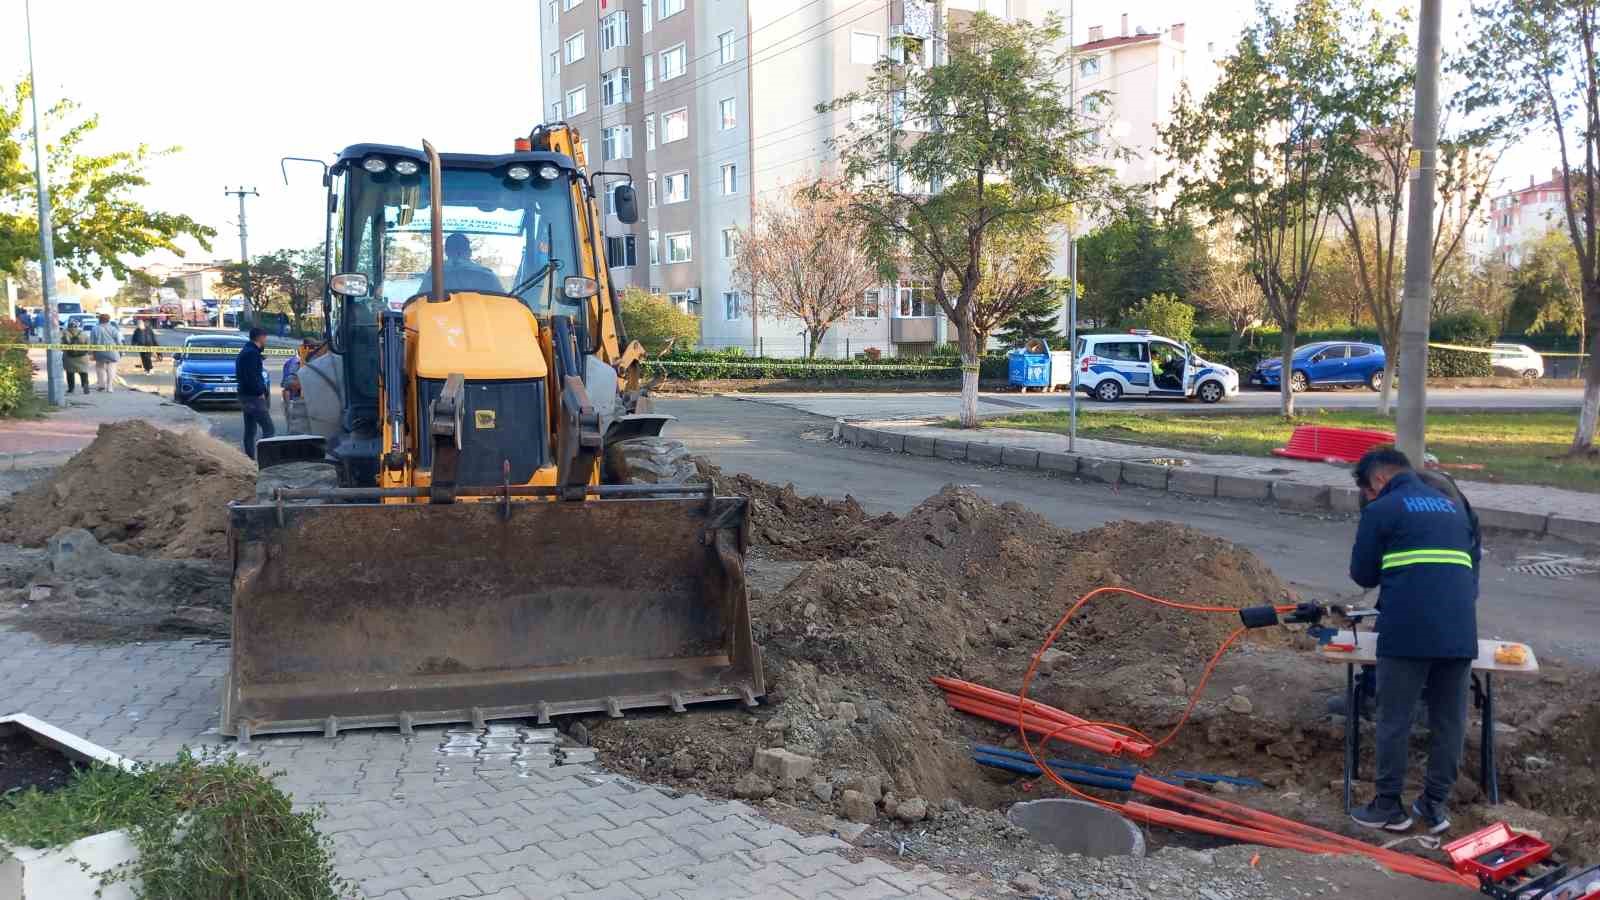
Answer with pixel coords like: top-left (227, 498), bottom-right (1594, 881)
top-left (891, 317), bottom-right (936, 344)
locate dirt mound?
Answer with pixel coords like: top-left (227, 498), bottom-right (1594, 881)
top-left (693, 458), bottom-right (895, 560)
top-left (0, 420), bottom-right (253, 561)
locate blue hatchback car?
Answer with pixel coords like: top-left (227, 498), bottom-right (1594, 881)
top-left (1251, 341), bottom-right (1387, 393)
top-left (173, 335), bottom-right (263, 406)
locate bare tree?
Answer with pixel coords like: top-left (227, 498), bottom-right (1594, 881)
top-left (731, 184), bottom-right (880, 358)
top-left (1196, 246), bottom-right (1267, 350)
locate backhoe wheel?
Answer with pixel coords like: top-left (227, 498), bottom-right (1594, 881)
top-left (605, 436), bottom-right (696, 486)
top-left (254, 461), bottom-right (340, 502)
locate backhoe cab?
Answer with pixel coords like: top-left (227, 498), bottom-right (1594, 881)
top-left (223, 128), bottom-right (762, 740)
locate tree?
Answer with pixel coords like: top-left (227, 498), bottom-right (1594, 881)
top-left (1197, 253), bottom-right (1267, 349)
top-left (1164, 0), bottom-right (1393, 416)
top-left (1, 81), bottom-right (215, 286)
top-left (217, 248), bottom-right (324, 330)
top-left (1510, 231), bottom-right (1585, 352)
top-left (995, 286), bottom-right (1067, 348)
top-left (160, 276), bottom-right (186, 297)
top-left (1076, 205), bottom-right (1208, 326)
top-left (1124, 294), bottom-right (1197, 344)
top-left (821, 12), bottom-right (1113, 426)
top-left (1460, 0), bottom-right (1600, 453)
top-left (111, 270), bottom-right (158, 308)
top-left (730, 184), bottom-right (879, 358)
top-left (619, 287), bottom-right (699, 354)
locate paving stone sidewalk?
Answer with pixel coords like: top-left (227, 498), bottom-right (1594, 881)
top-left (0, 627), bottom-right (985, 900)
top-left (1, 364), bottom-right (209, 464)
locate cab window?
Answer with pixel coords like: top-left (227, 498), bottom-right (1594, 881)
top-left (1348, 346), bottom-right (1372, 358)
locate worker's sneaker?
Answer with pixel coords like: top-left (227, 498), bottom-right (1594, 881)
top-left (1351, 799), bottom-right (1412, 831)
top-left (1411, 797), bottom-right (1450, 835)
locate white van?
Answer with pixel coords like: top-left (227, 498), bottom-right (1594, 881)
top-left (1074, 330), bottom-right (1241, 403)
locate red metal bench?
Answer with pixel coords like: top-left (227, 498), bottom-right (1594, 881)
top-left (1272, 425), bottom-right (1396, 464)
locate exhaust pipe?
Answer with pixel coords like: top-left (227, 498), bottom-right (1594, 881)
top-left (422, 139), bottom-right (445, 303)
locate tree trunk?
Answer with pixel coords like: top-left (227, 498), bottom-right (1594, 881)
top-left (1376, 354), bottom-right (1398, 417)
top-left (1573, 324), bottom-right (1600, 454)
top-left (1279, 327), bottom-right (1297, 418)
top-left (805, 326), bottom-right (820, 359)
top-left (958, 306), bottom-right (980, 429)
top-left (1227, 328), bottom-right (1242, 351)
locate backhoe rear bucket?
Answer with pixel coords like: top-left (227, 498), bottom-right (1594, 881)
top-left (221, 493), bottom-right (762, 738)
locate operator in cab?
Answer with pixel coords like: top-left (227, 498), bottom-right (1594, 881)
top-left (442, 233), bottom-right (503, 293)
top-left (1347, 447), bottom-right (1479, 836)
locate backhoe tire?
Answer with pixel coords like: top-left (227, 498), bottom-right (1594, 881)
top-left (605, 436), bottom-right (696, 486)
top-left (254, 461), bottom-right (340, 502)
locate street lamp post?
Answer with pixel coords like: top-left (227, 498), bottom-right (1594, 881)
top-left (24, 0), bottom-right (64, 406)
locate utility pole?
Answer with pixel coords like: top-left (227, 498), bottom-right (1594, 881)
top-left (225, 186), bottom-right (259, 328)
top-left (25, 0), bottom-right (64, 407)
top-left (1065, 0), bottom-right (1078, 450)
top-left (1396, 0), bottom-right (1442, 465)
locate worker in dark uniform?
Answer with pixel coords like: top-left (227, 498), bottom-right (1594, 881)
top-left (1348, 447), bottom-right (1479, 834)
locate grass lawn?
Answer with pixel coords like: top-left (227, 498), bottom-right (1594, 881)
top-left (974, 409), bottom-right (1600, 493)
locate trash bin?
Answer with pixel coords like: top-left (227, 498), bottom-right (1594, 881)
top-left (1048, 349), bottom-right (1073, 391)
top-left (1008, 339), bottom-right (1052, 391)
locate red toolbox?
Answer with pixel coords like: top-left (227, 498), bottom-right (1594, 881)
top-left (1445, 823), bottom-right (1553, 880)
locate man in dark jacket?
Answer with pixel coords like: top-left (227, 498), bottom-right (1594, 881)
top-left (236, 327), bottom-right (275, 459)
top-left (1348, 448), bottom-right (1479, 835)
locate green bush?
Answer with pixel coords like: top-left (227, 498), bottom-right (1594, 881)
top-left (620, 287), bottom-right (700, 353)
top-left (1429, 347), bottom-right (1491, 377)
top-left (1124, 293), bottom-right (1196, 345)
top-left (0, 320), bottom-right (34, 417)
top-left (1431, 311), bottom-right (1496, 347)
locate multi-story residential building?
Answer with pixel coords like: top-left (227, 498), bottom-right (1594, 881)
top-left (1490, 170), bottom-right (1571, 265)
top-left (1073, 15), bottom-right (1201, 194)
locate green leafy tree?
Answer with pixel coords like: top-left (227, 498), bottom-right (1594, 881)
top-left (1076, 205), bottom-right (1208, 326)
top-left (1124, 293), bottom-right (1197, 345)
top-left (217, 247), bottom-right (324, 330)
top-left (0, 80), bottom-right (215, 285)
top-left (1509, 231), bottom-right (1585, 352)
top-left (160, 276), bottom-right (186, 297)
top-left (111, 270), bottom-right (158, 307)
top-left (820, 12), bottom-right (1114, 427)
top-left (1458, 0), bottom-right (1600, 453)
top-left (620, 287), bottom-right (699, 354)
top-left (1163, 0), bottom-right (1390, 416)
top-left (995, 285), bottom-right (1068, 348)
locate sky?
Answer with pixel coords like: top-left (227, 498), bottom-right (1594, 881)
top-left (3, 0), bottom-right (1561, 298)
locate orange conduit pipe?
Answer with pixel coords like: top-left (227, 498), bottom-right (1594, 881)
top-left (934, 677), bottom-right (1156, 758)
top-left (944, 696), bottom-right (1132, 758)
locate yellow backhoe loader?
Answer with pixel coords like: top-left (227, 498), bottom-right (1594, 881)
top-left (223, 127), bottom-right (762, 740)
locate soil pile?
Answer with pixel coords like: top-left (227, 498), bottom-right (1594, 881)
top-left (0, 420), bottom-right (254, 561)
top-left (692, 458), bottom-right (894, 560)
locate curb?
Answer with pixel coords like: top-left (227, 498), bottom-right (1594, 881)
top-left (833, 421), bottom-right (1597, 548)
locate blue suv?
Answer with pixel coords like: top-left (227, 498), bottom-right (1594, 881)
top-left (1251, 341), bottom-right (1387, 393)
top-left (173, 335), bottom-right (262, 406)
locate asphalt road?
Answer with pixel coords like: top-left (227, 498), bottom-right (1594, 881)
top-left (726, 386), bottom-right (1588, 421)
top-left (121, 329), bottom-right (287, 447)
top-left (660, 395), bottom-right (1600, 668)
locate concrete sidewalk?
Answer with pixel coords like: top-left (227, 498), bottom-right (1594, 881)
top-left (0, 365), bottom-right (211, 467)
top-left (830, 417), bottom-right (1600, 547)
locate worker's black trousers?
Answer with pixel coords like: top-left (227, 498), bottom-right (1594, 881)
top-left (241, 395), bottom-right (275, 460)
top-left (1374, 656), bottom-right (1472, 806)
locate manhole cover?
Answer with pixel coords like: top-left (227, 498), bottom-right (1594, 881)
top-left (1506, 555), bottom-right (1600, 579)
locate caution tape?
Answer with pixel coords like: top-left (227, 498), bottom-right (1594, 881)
top-left (2, 342), bottom-right (296, 356)
top-left (645, 359), bottom-right (961, 373)
top-left (1427, 341), bottom-right (1590, 358)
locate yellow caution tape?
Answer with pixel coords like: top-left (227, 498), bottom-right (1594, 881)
top-left (2, 342), bottom-right (296, 356)
top-left (1427, 341), bottom-right (1590, 358)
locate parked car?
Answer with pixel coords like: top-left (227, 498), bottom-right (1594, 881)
top-left (1251, 341), bottom-right (1387, 392)
top-left (53, 299), bottom-right (83, 327)
top-left (1074, 330), bottom-right (1240, 403)
top-left (173, 335), bottom-right (260, 407)
top-left (1490, 343), bottom-right (1544, 379)
top-left (64, 313), bottom-right (100, 333)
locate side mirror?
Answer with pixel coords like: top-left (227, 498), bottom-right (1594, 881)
top-left (330, 273), bottom-right (370, 298)
top-left (563, 276), bottom-right (599, 300)
top-left (612, 183), bottom-right (639, 225)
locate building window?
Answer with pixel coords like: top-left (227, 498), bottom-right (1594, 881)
top-left (562, 0), bottom-right (581, 9)
top-left (565, 85), bottom-right (588, 116)
top-left (668, 290), bottom-right (696, 314)
top-left (660, 43), bottom-right (687, 81)
top-left (647, 172), bottom-right (657, 208)
top-left (723, 291), bottom-right (744, 320)
top-left (606, 235), bottom-right (637, 267)
top-left (720, 163), bottom-right (738, 195)
top-left (658, 0), bottom-right (683, 19)
top-left (602, 125), bottom-right (632, 160)
top-left (897, 284), bottom-right (935, 317)
top-left (1079, 56), bottom-right (1100, 78)
top-left (983, 0), bottom-right (1009, 16)
top-left (642, 0), bottom-right (651, 32)
top-left (601, 10), bottom-right (629, 49)
top-left (722, 227), bottom-right (739, 259)
top-left (564, 31), bottom-right (586, 64)
top-left (549, 100), bottom-right (562, 122)
top-left (718, 29), bottom-right (737, 65)
top-left (1081, 95), bottom-right (1102, 116)
top-left (856, 289), bottom-right (881, 318)
top-left (649, 230), bottom-right (659, 265)
top-left (645, 116), bottom-right (656, 150)
top-left (663, 171), bottom-right (689, 204)
top-left (719, 97), bottom-right (736, 130)
top-left (547, 0), bottom-right (557, 24)
top-left (666, 231), bottom-right (692, 263)
top-left (644, 54), bottom-right (655, 92)
top-left (661, 107), bottom-right (688, 143)
top-left (602, 67), bottom-right (632, 106)
top-left (851, 31), bottom-right (881, 64)
top-left (548, 51), bottom-right (560, 75)
top-left (580, 138), bottom-right (590, 162)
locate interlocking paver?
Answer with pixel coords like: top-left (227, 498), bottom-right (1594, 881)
top-left (822, 879), bottom-right (911, 900)
top-left (829, 859), bottom-right (905, 886)
top-left (777, 869), bottom-right (856, 899)
top-left (400, 876), bottom-right (480, 900)
top-left (559, 884), bottom-right (645, 900)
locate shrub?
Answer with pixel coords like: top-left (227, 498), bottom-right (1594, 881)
top-left (1431, 311), bottom-right (1496, 347)
top-left (0, 320), bottom-right (34, 417)
top-left (619, 287), bottom-right (700, 353)
top-left (1124, 293), bottom-right (1196, 345)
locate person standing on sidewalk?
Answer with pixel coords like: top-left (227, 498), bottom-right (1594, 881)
top-left (236, 327), bottom-right (275, 459)
top-left (88, 313), bottom-right (123, 392)
top-left (15, 308), bottom-right (31, 341)
top-left (1348, 447), bottom-right (1480, 835)
top-left (129, 319), bottom-right (160, 373)
top-left (61, 319), bottom-right (92, 393)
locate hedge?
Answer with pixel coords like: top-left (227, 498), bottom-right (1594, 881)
top-left (0, 320), bottom-right (33, 416)
top-left (644, 350), bottom-right (1010, 381)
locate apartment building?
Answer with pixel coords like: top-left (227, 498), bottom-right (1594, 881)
top-left (1490, 170), bottom-right (1572, 265)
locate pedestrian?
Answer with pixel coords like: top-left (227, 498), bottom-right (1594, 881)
top-left (88, 312), bottom-right (122, 392)
top-left (1348, 447), bottom-right (1479, 835)
top-left (61, 319), bottom-right (91, 394)
top-left (236, 326), bottom-right (275, 459)
top-left (15, 308), bottom-right (31, 341)
top-left (129, 318), bottom-right (160, 373)
top-left (280, 337), bottom-right (317, 432)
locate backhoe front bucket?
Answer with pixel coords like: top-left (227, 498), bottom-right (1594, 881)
top-left (221, 494), bottom-right (762, 738)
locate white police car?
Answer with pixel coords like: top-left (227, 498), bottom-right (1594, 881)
top-left (1073, 330), bottom-right (1240, 403)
